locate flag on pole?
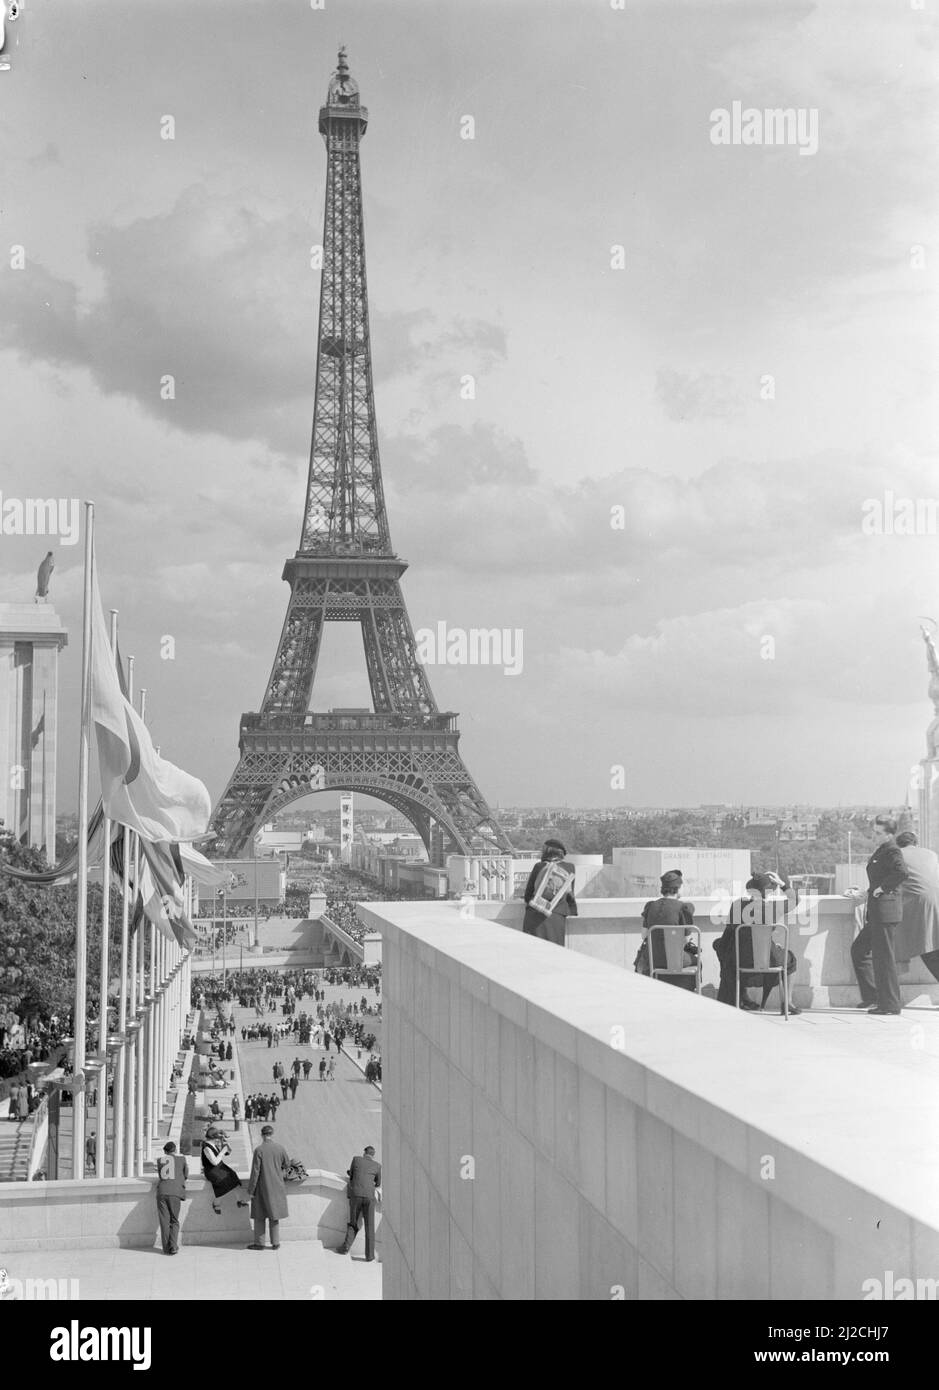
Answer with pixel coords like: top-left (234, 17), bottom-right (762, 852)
top-left (177, 842), bottom-right (231, 888)
top-left (1, 802), bottom-right (115, 886)
top-left (90, 560), bottom-right (211, 842)
top-left (136, 839), bottom-right (198, 948)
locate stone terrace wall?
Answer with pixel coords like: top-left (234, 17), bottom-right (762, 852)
top-left (363, 902), bottom-right (939, 1301)
top-left (466, 896), bottom-right (939, 1008)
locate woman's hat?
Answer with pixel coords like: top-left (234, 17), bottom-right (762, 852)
top-left (205, 1127), bottom-right (220, 1138)
top-left (543, 838), bottom-right (567, 857)
top-left (261, 1124), bottom-right (274, 1135)
top-left (660, 870), bottom-right (683, 892)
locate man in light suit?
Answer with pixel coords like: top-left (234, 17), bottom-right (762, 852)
top-left (247, 1124), bottom-right (291, 1250)
top-left (337, 1146), bottom-right (381, 1261)
top-left (895, 830), bottom-right (939, 987)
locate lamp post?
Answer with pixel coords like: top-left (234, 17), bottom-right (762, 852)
top-left (254, 833), bottom-right (260, 951)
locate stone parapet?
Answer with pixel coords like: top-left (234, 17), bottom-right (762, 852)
top-left (0, 1172), bottom-right (377, 1253)
top-left (365, 901), bottom-right (939, 1301)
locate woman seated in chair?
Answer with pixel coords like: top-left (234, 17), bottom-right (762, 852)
top-left (715, 872), bottom-right (800, 1014)
top-left (636, 871), bottom-right (698, 991)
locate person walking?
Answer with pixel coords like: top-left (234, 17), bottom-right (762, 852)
top-left (231, 1095), bottom-right (241, 1132)
top-left (319, 1057), bottom-right (327, 1082)
top-left (337, 1146), bottom-right (381, 1261)
top-left (289, 1074), bottom-right (298, 1100)
top-left (155, 1141), bottom-right (189, 1255)
top-left (247, 1125), bottom-right (291, 1251)
top-left (522, 839), bottom-right (578, 947)
top-left (85, 1130), bottom-right (97, 1171)
top-left (324, 1031), bottom-right (332, 1053)
top-left (851, 815), bottom-right (910, 1015)
top-left (302, 1059), bottom-right (312, 1080)
top-left (894, 830), bottom-right (939, 991)
top-left (327, 1057), bottom-right (336, 1081)
top-left (280, 1076), bottom-right (289, 1100)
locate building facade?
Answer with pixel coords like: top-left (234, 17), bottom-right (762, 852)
top-left (0, 601), bottom-right (68, 856)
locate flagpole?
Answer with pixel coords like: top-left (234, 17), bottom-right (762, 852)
top-left (153, 931), bottom-right (161, 1144)
top-left (139, 687), bottom-right (154, 1164)
top-left (134, 685), bottom-right (145, 1174)
top-left (71, 501), bottom-right (94, 1182)
top-left (121, 656), bottom-right (136, 1177)
top-left (94, 608), bottom-right (118, 1177)
top-left (158, 932), bottom-right (166, 1136)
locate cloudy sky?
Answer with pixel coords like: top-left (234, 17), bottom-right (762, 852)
top-left (2, 0), bottom-right (938, 816)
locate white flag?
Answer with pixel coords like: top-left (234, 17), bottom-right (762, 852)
top-left (177, 842), bottom-right (230, 887)
top-left (91, 561), bottom-right (211, 842)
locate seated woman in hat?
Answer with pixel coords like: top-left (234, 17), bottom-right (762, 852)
top-left (636, 870), bottom-right (698, 990)
top-left (200, 1128), bottom-right (249, 1216)
top-left (715, 872), bottom-right (800, 1014)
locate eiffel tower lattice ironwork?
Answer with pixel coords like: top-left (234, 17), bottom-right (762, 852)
top-left (210, 49), bottom-right (513, 861)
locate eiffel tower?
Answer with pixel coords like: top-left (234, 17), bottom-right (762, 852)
top-left (210, 49), bottom-right (513, 862)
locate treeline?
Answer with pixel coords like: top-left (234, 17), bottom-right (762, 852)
top-left (511, 812), bottom-right (882, 878)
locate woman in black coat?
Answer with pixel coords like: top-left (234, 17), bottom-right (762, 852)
top-left (636, 870), bottom-right (698, 991)
top-left (522, 839), bottom-right (578, 947)
top-left (200, 1128), bottom-right (249, 1215)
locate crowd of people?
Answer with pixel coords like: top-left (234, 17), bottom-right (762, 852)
top-left (0, 1017), bottom-right (69, 1083)
top-left (193, 965), bottom-right (383, 1072)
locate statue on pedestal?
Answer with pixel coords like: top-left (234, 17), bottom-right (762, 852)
top-left (920, 621), bottom-right (939, 759)
top-left (35, 549), bottom-right (55, 601)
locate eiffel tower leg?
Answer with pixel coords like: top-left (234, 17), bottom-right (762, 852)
top-left (210, 753), bottom-right (283, 859)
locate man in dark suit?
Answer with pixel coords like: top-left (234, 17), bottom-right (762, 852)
top-left (155, 1141), bottom-right (189, 1255)
top-left (522, 839), bottom-right (578, 947)
top-left (337, 1146), bottom-right (381, 1261)
top-left (851, 815), bottom-right (910, 1015)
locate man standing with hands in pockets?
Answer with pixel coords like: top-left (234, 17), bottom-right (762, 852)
top-left (851, 815), bottom-right (910, 1015)
top-left (155, 1141), bottom-right (189, 1256)
top-left (247, 1124), bottom-right (291, 1250)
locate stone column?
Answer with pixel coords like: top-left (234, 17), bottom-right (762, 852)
top-left (0, 602), bottom-right (67, 857)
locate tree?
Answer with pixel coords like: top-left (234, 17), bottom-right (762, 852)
top-left (0, 830), bottom-right (121, 1030)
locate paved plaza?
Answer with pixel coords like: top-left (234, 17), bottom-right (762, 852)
top-left (2, 1240), bottom-right (380, 1301)
top-left (229, 982), bottom-right (382, 1173)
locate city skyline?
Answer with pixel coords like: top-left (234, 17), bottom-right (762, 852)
top-left (2, 1), bottom-right (937, 821)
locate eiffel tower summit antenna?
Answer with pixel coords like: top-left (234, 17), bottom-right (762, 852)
top-left (210, 51), bottom-right (514, 863)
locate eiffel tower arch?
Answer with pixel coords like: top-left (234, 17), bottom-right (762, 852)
top-left (210, 49), bottom-right (513, 863)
